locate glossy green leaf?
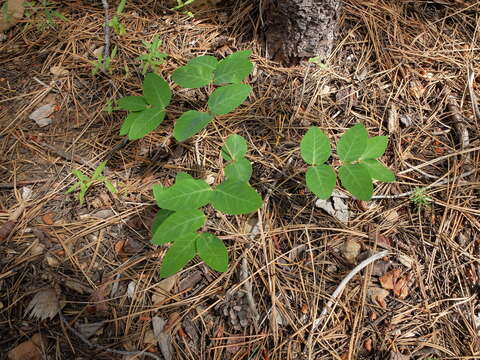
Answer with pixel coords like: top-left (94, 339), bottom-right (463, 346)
top-left (337, 124), bottom-right (368, 162)
top-left (305, 164), bottom-right (336, 200)
top-left (154, 178), bottom-right (212, 211)
top-left (160, 233), bottom-right (197, 278)
top-left (120, 111), bottom-right (141, 136)
top-left (173, 111), bottom-right (214, 142)
top-left (143, 73), bottom-right (171, 108)
top-left (151, 209), bottom-right (174, 234)
top-left (300, 127), bottom-right (331, 165)
top-left (221, 134), bottom-right (248, 161)
top-left (128, 107), bottom-right (166, 140)
top-left (171, 64), bottom-right (214, 88)
top-left (117, 96), bottom-right (148, 111)
top-left (208, 84), bottom-right (251, 116)
top-left (151, 209), bottom-right (205, 245)
top-left (211, 180), bottom-right (262, 215)
top-left (214, 50), bottom-right (253, 85)
top-left (361, 159), bottom-right (395, 182)
top-left (188, 55), bottom-right (218, 71)
top-left (338, 163), bottom-right (373, 201)
top-left (196, 233), bottom-right (228, 272)
top-left (360, 136), bottom-right (389, 160)
top-left (153, 183), bottom-right (166, 202)
top-left (224, 158), bottom-right (252, 182)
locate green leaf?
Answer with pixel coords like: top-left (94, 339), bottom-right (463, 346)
top-left (224, 158), bottom-right (252, 182)
top-left (196, 233), bottom-right (228, 272)
top-left (211, 180), bottom-right (262, 215)
top-left (152, 209), bottom-right (205, 245)
top-left (128, 107), bottom-right (166, 140)
top-left (337, 124), bottom-right (369, 162)
top-left (360, 136), bottom-right (389, 160)
top-left (117, 96), bottom-right (148, 111)
top-left (221, 134), bottom-right (248, 161)
top-left (176, 172), bottom-right (194, 182)
top-left (188, 55), bottom-right (218, 71)
top-left (72, 170), bottom-right (89, 182)
top-left (208, 84), bottom-right (251, 116)
top-left (338, 163), bottom-right (373, 201)
top-left (173, 111), bottom-right (214, 142)
top-left (152, 184), bottom-right (166, 202)
top-left (93, 161), bottom-right (107, 179)
top-left (214, 50), bottom-right (253, 85)
top-left (300, 127), bottom-right (331, 165)
top-left (160, 233), bottom-right (197, 278)
top-left (154, 178), bottom-right (212, 211)
top-left (361, 159), bottom-right (395, 182)
top-left (104, 180), bottom-right (117, 194)
top-left (66, 182), bottom-right (80, 193)
top-left (151, 209), bottom-right (174, 234)
top-left (305, 164), bottom-right (336, 200)
top-left (120, 111), bottom-right (141, 136)
top-left (143, 73), bottom-right (171, 108)
top-left (171, 64), bottom-right (214, 88)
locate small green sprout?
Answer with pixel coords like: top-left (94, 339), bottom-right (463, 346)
top-left (171, 0), bottom-right (195, 16)
top-left (410, 187), bottom-right (431, 209)
top-left (92, 45), bottom-right (117, 75)
top-left (136, 36), bottom-right (168, 75)
top-left (66, 161), bottom-right (117, 205)
top-left (108, 0), bottom-right (127, 35)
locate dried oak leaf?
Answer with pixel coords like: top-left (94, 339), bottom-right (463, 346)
top-left (7, 333), bottom-right (45, 360)
top-left (380, 269), bottom-right (410, 299)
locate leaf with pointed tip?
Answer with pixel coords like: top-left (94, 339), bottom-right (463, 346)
top-left (338, 163), bottom-right (373, 200)
top-left (151, 209), bottom-right (205, 245)
top-left (224, 158), bottom-right (252, 182)
top-left (208, 84), bottom-right (251, 116)
top-left (211, 180), bottom-right (262, 215)
top-left (128, 107), bottom-right (165, 140)
top-left (196, 233), bottom-right (228, 272)
top-left (154, 178), bottom-right (212, 211)
top-left (214, 50), bottom-right (253, 85)
top-left (337, 124), bottom-right (368, 162)
top-left (300, 127), bottom-right (331, 165)
top-left (120, 111), bottom-right (141, 136)
top-left (361, 159), bottom-right (395, 182)
top-left (305, 164), bottom-right (336, 200)
top-left (117, 96), bottom-right (148, 111)
top-left (173, 111), bottom-right (213, 142)
top-left (188, 55), bottom-right (218, 71)
top-left (143, 73), bottom-right (171, 108)
top-left (221, 134), bottom-right (248, 161)
top-left (171, 64), bottom-right (214, 88)
top-left (360, 136), bottom-right (389, 160)
top-left (160, 233), bottom-right (197, 278)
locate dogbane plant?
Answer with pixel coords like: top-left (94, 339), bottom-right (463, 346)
top-left (151, 135), bottom-right (262, 277)
top-left (116, 50), bottom-right (253, 141)
top-left (300, 124), bottom-right (395, 201)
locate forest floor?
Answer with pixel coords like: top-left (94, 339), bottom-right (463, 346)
top-left (0, 0), bottom-right (479, 359)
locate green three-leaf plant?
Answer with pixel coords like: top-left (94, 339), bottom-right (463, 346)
top-left (151, 135), bottom-right (262, 278)
top-left (300, 124), bottom-right (395, 201)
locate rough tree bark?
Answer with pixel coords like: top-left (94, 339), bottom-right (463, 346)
top-left (264, 0), bottom-right (342, 64)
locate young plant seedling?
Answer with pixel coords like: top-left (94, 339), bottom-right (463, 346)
top-left (116, 72), bottom-right (171, 140)
top-left (410, 187), bottom-right (431, 209)
top-left (23, 0), bottom-right (68, 30)
top-left (66, 161), bottom-right (117, 205)
top-left (151, 134), bottom-right (262, 278)
top-left (136, 36), bottom-right (168, 75)
top-left (92, 45), bottom-right (117, 75)
top-left (171, 0), bottom-right (196, 16)
top-left (108, 0), bottom-right (127, 36)
top-left (300, 124), bottom-right (395, 201)
top-left (171, 50), bottom-right (253, 142)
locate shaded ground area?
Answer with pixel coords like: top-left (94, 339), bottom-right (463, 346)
top-left (0, 0), bottom-right (479, 359)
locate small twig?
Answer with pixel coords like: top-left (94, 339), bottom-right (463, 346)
top-left (38, 141), bottom-right (96, 170)
top-left (101, 0), bottom-right (111, 66)
top-left (0, 179), bottom-right (49, 190)
top-left (312, 250), bottom-right (389, 330)
top-left (446, 92), bottom-right (470, 149)
top-left (240, 257), bottom-right (260, 324)
top-left (467, 63), bottom-right (480, 122)
top-left (59, 311), bottom-right (161, 359)
top-left (103, 139), bottom-right (129, 162)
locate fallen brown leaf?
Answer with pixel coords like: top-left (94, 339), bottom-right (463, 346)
top-left (0, 221), bottom-right (15, 243)
top-left (25, 289), bottom-right (60, 320)
top-left (41, 213), bottom-right (54, 225)
top-left (7, 333), bottom-right (45, 360)
top-left (152, 275), bottom-right (178, 305)
top-left (343, 238), bottom-right (361, 263)
top-left (88, 283), bottom-right (109, 313)
top-left (380, 268), bottom-right (401, 290)
top-left (364, 338), bottom-right (373, 352)
top-left (369, 287), bottom-right (389, 309)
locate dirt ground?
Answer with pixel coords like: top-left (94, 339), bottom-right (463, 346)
top-left (0, 0), bottom-right (479, 359)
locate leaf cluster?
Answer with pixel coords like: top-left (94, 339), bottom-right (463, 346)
top-left (108, 0), bottom-right (127, 36)
top-left (300, 124), bottom-right (395, 201)
top-left (116, 51), bottom-right (253, 142)
top-left (136, 36), bottom-right (168, 74)
top-left (66, 161), bottom-right (117, 205)
top-left (151, 135), bottom-right (262, 277)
